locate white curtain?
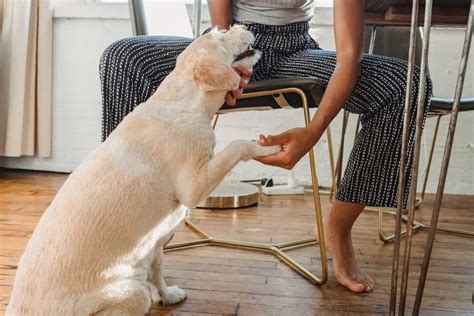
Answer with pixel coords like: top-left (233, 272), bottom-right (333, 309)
top-left (0, 0), bottom-right (52, 157)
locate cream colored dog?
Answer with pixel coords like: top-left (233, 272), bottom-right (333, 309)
top-left (7, 25), bottom-right (280, 315)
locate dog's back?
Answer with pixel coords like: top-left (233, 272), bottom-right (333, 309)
top-left (6, 107), bottom-right (192, 315)
top-left (7, 25), bottom-right (266, 315)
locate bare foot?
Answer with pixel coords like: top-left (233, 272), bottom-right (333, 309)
top-left (314, 222), bottom-right (374, 293)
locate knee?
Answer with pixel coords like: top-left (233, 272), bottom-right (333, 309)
top-left (385, 59), bottom-right (432, 106)
top-left (406, 63), bottom-right (433, 106)
top-left (99, 37), bottom-right (141, 78)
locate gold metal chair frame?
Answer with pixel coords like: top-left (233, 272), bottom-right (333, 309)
top-left (165, 87), bottom-right (329, 286)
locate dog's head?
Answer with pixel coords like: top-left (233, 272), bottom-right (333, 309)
top-left (177, 25), bottom-right (260, 92)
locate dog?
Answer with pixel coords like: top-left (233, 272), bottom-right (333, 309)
top-left (6, 25), bottom-right (281, 315)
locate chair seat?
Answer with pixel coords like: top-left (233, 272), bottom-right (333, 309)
top-left (429, 97), bottom-right (474, 114)
top-left (218, 78), bottom-right (326, 113)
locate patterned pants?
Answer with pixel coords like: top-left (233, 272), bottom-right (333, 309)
top-left (100, 22), bottom-right (432, 208)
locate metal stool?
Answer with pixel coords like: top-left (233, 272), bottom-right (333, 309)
top-left (374, 98), bottom-right (474, 244)
top-left (347, 1), bottom-right (473, 314)
top-left (332, 3), bottom-right (474, 244)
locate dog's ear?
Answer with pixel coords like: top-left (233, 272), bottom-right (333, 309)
top-left (193, 55), bottom-right (240, 92)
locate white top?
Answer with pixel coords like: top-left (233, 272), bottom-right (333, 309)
top-left (232, 0), bottom-right (316, 26)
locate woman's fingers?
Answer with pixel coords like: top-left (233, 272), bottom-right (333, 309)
top-left (225, 88), bottom-right (243, 106)
top-left (224, 65), bottom-right (252, 107)
top-left (255, 151), bottom-right (294, 169)
top-left (239, 78), bottom-right (247, 89)
top-left (233, 88), bottom-right (243, 99)
top-left (225, 92), bottom-right (236, 106)
top-left (258, 133), bottom-right (288, 146)
top-left (256, 128), bottom-right (316, 169)
top-left (233, 64), bottom-right (253, 81)
top-left (256, 133), bottom-right (292, 168)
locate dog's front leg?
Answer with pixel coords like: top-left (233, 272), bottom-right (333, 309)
top-left (150, 245), bottom-right (186, 306)
top-left (177, 140), bottom-right (281, 207)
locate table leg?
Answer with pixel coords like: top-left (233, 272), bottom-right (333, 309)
top-left (399, 1), bottom-right (434, 312)
top-left (389, 0), bottom-right (421, 314)
top-left (413, 2), bottom-right (474, 314)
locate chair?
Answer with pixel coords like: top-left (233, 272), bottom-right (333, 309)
top-left (331, 0), bottom-right (474, 243)
top-left (128, 0), bottom-right (335, 286)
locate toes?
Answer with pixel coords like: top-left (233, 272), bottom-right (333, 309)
top-left (364, 273), bottom-right (375, 291)
top-left (364, 272), bottom-right (375, 287)
top-left (355, 274), bottom-right (374, 292)
top-left (337, 275), bottom-right (366, 293)
top-left (346, 280), bottom-right (366, 293)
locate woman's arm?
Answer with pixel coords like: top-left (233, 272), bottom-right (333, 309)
top-left (208, 0), bottom-right (233, 29)
top-left (308, 0), bottom-right (364, 141)
top-left (257, 0), bottom-right (365, 168)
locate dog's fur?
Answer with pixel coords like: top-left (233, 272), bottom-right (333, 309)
top-left (6, 26), bottom-right (280, 315)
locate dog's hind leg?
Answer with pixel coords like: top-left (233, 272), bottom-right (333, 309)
top-left (92, 279), bottom-right (152, 315)
top-left (149, 244), bottom-right (186, 306)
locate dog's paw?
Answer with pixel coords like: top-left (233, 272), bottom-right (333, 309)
top-left (160, 286), bottom-right (186, 305)
top-left (232, 140), bottom-right (281, 161)
top-left (253, 144), bottom-right (282, 157)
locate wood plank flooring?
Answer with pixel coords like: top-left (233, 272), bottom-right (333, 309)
top-left (0, 169), bottom-right (473, 315)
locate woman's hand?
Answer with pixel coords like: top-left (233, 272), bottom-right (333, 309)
top-left (225, 64), bottom-right (253, 106)
top-left (255, 127), bottom-right (318, 169)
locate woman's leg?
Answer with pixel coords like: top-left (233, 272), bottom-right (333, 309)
top-left (99, 36), bottom-right (191, 141)
top-left (324, 201), bottom-right (373, 293)
top-left (274, 49), bottom-right (431, 292)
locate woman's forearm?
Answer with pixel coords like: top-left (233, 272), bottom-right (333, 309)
top-left (308, 0), bottom-right (364, 143)
top-left (308, 60), bottom-right (361, 142)
top-left (208, 0), bottom-right (232, 29)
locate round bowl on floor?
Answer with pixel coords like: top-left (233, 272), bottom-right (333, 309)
top-left (196, 182), bottom-right (259, 209)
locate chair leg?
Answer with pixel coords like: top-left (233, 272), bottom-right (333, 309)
top-left (395, 1), bottom-right (435, 313)
top-left (389, 1), bottom-right (422, 313)
top-left (211, 114), bottom-right (219, 129)
top-left (370, 207), bottom-right (473, 244)
top-left (330, 111), bottom-right (349, 202)
top-left (301, 91), bottom-right (329, 285)
top-left (165, 88), bottom-right (329, 286)
top-left (416, 114), bottom-right (442, 208)
top-left (326, 126), bottom-right (337, 199)
top-left (366, 208), bottom-right (424, 244)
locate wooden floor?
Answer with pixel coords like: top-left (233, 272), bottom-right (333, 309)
top-left (0, 169), bottom-right (473, 315)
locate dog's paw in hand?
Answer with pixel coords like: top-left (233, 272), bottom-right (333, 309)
top-left (253, 144), bottom-right (282, 157)
top-left (160, 286), bottom-right (186, 305)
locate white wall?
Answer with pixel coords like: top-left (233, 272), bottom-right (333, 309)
top-left (0, 3), bottom-right (473, 195)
